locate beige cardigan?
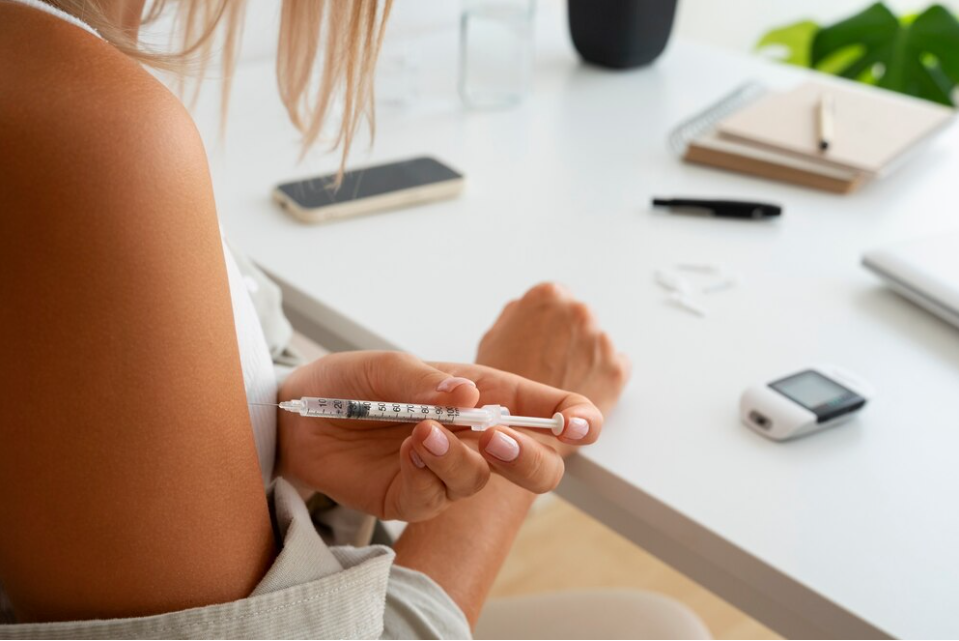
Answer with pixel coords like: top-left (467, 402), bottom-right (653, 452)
top-left (0, 479), bottom-right (470, 639)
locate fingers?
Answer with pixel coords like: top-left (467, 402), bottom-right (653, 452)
top-left (396, 435), bottom-right (449, 522)
top-left (555, 400), bottom-right (604, 445)
top-left (395, 420), bottom-right (569, 520)
top-left (478, 426), bottom-right (565, 494)
top-left (567, 300), bottom-right (599, 335)
top-left (296, 351), bottom-right (480, 408)
top-left (599, 331), bottom-right (617, 359)
top-left (431, 362), bottom-right (605, 445)
top-left (409, 421), bottom-right (490, 500)
top-left (524, 281), bottom-right (573, 304)
top-left (364, 352), bottom-right (482, 409)
top-left (393, 420), bottom-right (492, 522)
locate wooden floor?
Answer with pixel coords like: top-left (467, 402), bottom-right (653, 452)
top-left (489, 496), bottom-right (781, 640)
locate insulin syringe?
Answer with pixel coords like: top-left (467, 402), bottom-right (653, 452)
top-left (262, 397), bottom-right (566, 436)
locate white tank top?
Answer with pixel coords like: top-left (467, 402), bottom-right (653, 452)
top-left (6, 0), bottom-right (278, 484)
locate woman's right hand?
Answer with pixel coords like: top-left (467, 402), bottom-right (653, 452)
top-left (275, 351), bottom-right (604, 523)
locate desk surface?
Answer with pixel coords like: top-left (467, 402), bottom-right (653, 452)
top-left (192, 11), bottom-right (959, 639)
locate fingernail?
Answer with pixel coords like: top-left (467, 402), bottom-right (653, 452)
top-left (565, 417), bottom-right (590, 440)
top-left (436, 376), bottom-right (476, 393)
top-left (410, 449), bottom-right (426, 469)
top-left (423, 425), bottom-right (450, 456)
top-left (485, 432), bottom-right (519, 462)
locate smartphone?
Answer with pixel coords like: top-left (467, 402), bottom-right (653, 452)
top-left (273, 156), bottom-right (464, 224)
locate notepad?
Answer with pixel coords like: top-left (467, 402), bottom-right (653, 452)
top-left (675, 79), bottom-right (954, 193)
top-left (718, 81), bottom-right (954, 176)
top-left (684, 130), bottom-right (869, 194)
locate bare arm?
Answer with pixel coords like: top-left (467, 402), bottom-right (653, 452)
top-left (393, 283), bottom-right (631, 629)
top-left (392, 476), bottom-right (536, 627)
top-left (0, 10), bottom-right (274, 622)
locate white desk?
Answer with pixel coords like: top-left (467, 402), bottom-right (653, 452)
top-left (192, 11), bottom-right (959, 638)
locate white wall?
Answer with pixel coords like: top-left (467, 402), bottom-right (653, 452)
top-left (675, 0), bottom-right (959, 53)
top-left (234, 0), bottom-right (461, 64)
top-left (149, 0), bottom-right (959, 68)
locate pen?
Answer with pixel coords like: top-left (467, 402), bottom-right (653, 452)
top-left (818, 93), bottom-right (834, 152)
top-left (652, 198), bottom-right (781, 219)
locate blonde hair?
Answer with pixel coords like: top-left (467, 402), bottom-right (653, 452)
top-left (46, 0), bottom-right (393, 166)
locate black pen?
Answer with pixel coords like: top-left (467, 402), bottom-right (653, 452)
top-left (652, 198), bottom-right (782, 219)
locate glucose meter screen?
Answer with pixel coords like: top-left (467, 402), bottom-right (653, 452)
top-left (770, 371), bottom-right (850, 410)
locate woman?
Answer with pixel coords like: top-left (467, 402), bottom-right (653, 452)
top-left (0, 0), bottom-right (658, 637)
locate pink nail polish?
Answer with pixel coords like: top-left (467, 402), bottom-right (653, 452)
top-left (436, 376), bottom-right (476, 393)
top-left (485, 432), bottom-right (520, 462)
top-left (565, 417), bottom-right (589, 440)
top-left (410, 449), bottom-right (426, 469)
top-left (423, 425), bottom-right (450, 456)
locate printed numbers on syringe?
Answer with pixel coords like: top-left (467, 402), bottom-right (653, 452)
top-left (303, 398), bottom-right (461, 423)
top-left (280, 397), bottom-right (566, 434)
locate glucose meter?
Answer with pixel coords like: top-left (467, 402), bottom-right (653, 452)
top-left (740, 365), bottom-right (872, 441)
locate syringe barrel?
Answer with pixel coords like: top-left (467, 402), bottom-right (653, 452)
top-left (277, 398), bottom-right (562, 435)
top-left (280, 397), bottom-right (489, 427)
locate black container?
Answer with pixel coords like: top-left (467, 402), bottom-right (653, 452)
top-left (568, 0), bottom-right (678, 69)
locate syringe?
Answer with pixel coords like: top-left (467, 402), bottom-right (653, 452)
top-left (258, 397), bottom-right (566, 436)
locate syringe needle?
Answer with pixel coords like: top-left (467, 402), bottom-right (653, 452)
top-left (249, 402), bottom-right (280, 407)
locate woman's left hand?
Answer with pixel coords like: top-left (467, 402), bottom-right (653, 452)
top-left (275, 351), bottom-right (602, 522)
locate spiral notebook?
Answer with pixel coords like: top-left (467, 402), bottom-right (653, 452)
top-left (671, 80), bottom-right (954, 194)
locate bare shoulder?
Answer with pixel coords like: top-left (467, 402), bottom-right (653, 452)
top-left (0, 2), bottom-right (221, 321)
top-left (0, 2), bottom-right (208, 215)
top-left (0, 3), bottom-right (274, 622)
top-left (0, 3), bottom-right (219, 307)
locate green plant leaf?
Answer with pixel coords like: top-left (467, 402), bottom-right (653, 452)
top-left (810, 2), bottom-right (959, 106)
top-left (755, 20), bottom-right (819, 66)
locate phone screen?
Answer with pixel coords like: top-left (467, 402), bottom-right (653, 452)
top-left (276, 157), bottom-right (462, 209)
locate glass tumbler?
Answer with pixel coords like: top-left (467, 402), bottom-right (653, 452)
top-left (458, 0), bottom-right (536, 109)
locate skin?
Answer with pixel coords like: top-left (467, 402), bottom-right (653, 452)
top-left (394, 283), bottom-right (631, 626)
top-left (275, 351), bottom-right (606, 523)
top-left (476, 282), bottom-right (632, 422)
top-left (0, 3), bottom-right (276, 621)
top-left (0, 0), bottom-right (630, 629)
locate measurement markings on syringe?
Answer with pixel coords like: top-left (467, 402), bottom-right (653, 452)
top-left (277, 396), bottom-right (564, 435)
top-left (303, 398), bottom-right (461, 423)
